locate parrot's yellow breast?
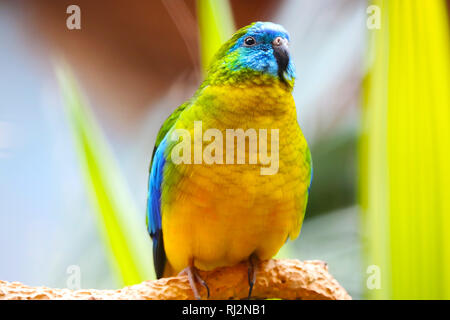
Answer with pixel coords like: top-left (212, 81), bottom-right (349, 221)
top-left (161, 83), bottom-right (310, 275)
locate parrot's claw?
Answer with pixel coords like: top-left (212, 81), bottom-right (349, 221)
top-left (247, 254), bottom-right (257, 299)
top-left (179, 265), bottom-right (210, 300)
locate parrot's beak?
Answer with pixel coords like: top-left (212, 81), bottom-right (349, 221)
top-left (272, 37), bottom-right (290, 81)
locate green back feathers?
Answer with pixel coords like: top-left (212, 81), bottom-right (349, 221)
top-left (149, 101), bottom-right (190, 171)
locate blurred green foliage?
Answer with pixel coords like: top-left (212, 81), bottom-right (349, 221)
top-left (307, 131), bottom-right (356, 217)
top-left (197, 0), bottom-right (235, 72)
top-left (56, 65), bottom-right (153, 286)
top-left (361, 0), bottom-right (450, 299)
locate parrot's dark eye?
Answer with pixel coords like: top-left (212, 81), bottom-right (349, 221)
top-left (244, 36), bottom-right (256, 46)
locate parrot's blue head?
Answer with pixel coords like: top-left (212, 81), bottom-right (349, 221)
top-left (206, 22), bottom-right (296, 87)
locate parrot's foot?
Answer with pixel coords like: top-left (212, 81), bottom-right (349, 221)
top-left (247, 254), bottom-right (257, 299)
top-left (179, 265), bottom-right (210, 300)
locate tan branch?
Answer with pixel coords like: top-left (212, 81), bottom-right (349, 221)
top-left (0, 259), bottom-right (351, 300)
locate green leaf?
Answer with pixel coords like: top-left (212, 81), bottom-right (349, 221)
top-left (361, 0), bottom-right (450, 299)
top-left (197, 0), bottom-right (235, 73)
top-left (56, 63), bottom-right (154, 286)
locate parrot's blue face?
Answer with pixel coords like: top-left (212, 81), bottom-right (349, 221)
top-left (227, 22), bottom-right (296, 82)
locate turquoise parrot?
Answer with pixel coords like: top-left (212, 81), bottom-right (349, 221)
top-left (147, 21), bottom-right (312, 299)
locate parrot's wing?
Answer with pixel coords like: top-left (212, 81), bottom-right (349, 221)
top-left (291, 145), bottom-right (313, 240)
top-left (148, 101), bottom-right (190, 171)
top-left (146, 101), bottom-right (189, 279)
top-left (307, 147), bottom-right (313, 194)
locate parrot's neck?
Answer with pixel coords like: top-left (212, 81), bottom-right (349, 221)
top-left (193, 78), bottom-right (298, 128)
top-left (205, 80), bottom-right (294, 112)
top-left (205, 69), bottom-right (295, 91)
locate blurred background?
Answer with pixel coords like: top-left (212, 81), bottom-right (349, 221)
top-left (0, 0), bottom-right (449, 299)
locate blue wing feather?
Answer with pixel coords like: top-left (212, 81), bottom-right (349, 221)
top-left (146, 102), bottom-right (189, 279)
top-left (147, 136), bottom-right (168, 278)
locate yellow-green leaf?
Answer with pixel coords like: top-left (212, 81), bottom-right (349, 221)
top-left (361, 0), bottom-right (450, 299)
top-left (56, 63), bottom-right (154, 286)
top-left (197, 0), bottom-right (235, 73)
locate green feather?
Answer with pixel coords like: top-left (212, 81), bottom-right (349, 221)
top-left (149, 102), bottom-right (190, 171)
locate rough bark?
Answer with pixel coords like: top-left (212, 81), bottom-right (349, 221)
top-left (0, 259), bottom-right (351, 300)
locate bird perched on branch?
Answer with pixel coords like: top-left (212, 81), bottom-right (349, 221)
top-left (147, 22), bottom-right (312, 299)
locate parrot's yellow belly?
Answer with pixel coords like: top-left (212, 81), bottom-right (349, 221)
top-left (162, 167), bottom-right (302, 272)
top-left (160, 84), bottom-right (310, 275)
